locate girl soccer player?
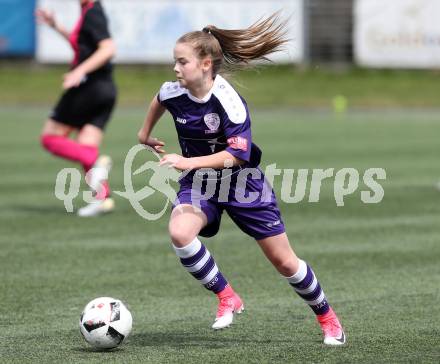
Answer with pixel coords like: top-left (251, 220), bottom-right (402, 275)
top-left (37, 0), bottom-right (116, 216)
top-left (138, 15), bottom-right (346, 345)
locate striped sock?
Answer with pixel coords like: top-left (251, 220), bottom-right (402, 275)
top-left (173, 238), bottom-right (228, 294)
top-left (286, 259), bottom-right (330, 315)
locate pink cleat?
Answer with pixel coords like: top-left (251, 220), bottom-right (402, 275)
top-left (212, 286), bottom-right (244, 330)
top-left (317, 308), bottom-right (346, 345)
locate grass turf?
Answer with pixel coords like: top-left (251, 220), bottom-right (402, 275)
top-left (2, 63), bottom-right (440, 108)
top-left (0, 103), bottom-right (439, 363)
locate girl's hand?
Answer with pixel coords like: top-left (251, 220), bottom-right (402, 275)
top-left (35, 8), bottom-right (56, 28)
top-left (138, 132), bottom-right (166, 154)
top-left (159, 154), bottom-right (192, 171)
top-left (62, 69), bottom-right (86, 89)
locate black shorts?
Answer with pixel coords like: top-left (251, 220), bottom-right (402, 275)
top-left (50, 76), bottom-right (117, 130)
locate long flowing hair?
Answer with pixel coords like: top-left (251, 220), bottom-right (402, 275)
top-left (177, 12), bottom-right (289, 76)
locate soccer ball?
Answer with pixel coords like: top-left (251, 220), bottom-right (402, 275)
top-left (79, 297), bottom-right (132, 349)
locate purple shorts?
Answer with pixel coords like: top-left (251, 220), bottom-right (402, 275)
top-left (173, 167), bottom-right (285, 240)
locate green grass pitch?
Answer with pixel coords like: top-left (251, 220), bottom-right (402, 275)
top-left (1, 69), bottom-right (440, 363)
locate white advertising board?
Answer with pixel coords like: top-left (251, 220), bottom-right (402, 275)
top-left (37, 0), bottom-right (304, 63)
top-left (355, 0), bottom-right (440, 68)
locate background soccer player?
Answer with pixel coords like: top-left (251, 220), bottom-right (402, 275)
top-left (36, 0), bottom-right (116, 216)
top-left (138, 14), bottom-right (346, 345)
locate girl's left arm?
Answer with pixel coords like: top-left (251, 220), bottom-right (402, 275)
top-left (63, 38), bottom-right (115, 89)
top-left (160, 150), bottom-right (245, 171)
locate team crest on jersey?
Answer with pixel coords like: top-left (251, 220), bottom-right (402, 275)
top-left (204, 113), bottom-right (220, 133)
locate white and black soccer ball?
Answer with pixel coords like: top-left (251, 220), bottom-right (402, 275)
top-left (79, 297), bottom-right (132, 349)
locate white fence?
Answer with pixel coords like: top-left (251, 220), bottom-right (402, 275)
top-left (36, 0), bottom-right (304, 64)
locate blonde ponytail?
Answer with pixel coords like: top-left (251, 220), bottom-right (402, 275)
top-left (177, 12), bottom-right (289, 76)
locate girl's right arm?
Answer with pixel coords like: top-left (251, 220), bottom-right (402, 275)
top-left (138, 95), bottom-right (167, 153)
top-left (36, 9), bottom-right (70, 41)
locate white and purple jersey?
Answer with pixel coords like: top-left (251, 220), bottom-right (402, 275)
top-left (157, 75), bottom-right (261, 168)
top-left (159, 75), bottom-right (285, 240)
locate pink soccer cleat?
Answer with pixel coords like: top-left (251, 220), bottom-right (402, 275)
top-left (212, 287), bottom-right (244, 330)
top-left (317, 308), bottom-right (346, 345)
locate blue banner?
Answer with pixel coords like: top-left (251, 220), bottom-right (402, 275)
top-left (0, 0), bottom-right (36, 56)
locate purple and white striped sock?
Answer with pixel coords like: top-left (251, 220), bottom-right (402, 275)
top-left (173, 237), bottom-right (228, 294)
top-left (286, 259), bottom-right (330, 315)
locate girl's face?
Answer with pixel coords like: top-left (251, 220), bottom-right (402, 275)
top-left (173, 42), bottom-right (212, 89)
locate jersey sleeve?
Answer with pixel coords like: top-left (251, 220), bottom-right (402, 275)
top-left (157, 82), bottom-right (168, 105)
top-left (83, 7), bottom-right (111, 44)
top-left (157, 81), bottom-right (186, 106)
top-left (221, 104), bottom-right (252, 163)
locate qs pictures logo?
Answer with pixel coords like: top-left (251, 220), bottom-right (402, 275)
top-left (54, 145), bottom-right (188, 220)
top-left (114, 145), bottom-right (187, 220)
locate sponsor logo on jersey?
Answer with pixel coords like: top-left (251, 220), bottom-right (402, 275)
top-left (176, 117), bottom-right (187, 124)
top-left (227, 136), bottom-right (248, 151)
top-left (204, 113), bottom-right (220, 132)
